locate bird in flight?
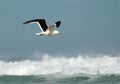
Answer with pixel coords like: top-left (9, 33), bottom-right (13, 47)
top-left (23, 19), bottom-right (61, 36)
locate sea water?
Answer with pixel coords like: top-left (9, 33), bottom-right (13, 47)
top-left (0, 54), bottom-right (120, 84)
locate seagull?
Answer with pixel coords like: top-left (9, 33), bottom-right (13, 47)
top-left (23, 19), bottom-right (61, 36)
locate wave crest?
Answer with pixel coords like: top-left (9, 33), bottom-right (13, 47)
top-left (0, 54), bottom-right (120, 76)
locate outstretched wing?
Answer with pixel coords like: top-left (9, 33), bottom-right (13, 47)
top-left (23, 19), bottom-right (48, 32)
top-left (55, 21), bottom-right (61, 28)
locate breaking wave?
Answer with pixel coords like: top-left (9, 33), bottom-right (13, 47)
top-left (0, 54), bottom-right (120, 76)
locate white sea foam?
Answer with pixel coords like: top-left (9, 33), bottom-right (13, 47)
top-left (0, 54), bottom-right (120, 76)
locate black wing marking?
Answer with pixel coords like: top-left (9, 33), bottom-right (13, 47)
top-left (37, 19), bottom-right (48, 31)
top-left (55, 21), bottom-right (61, 28)
top-left (23, 19), bottom-right (48, 31)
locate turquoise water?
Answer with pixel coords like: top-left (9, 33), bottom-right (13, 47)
top-left (0, 75), bottom-right (120, 84)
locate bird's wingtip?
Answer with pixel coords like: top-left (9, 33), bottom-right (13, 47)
top-left (55, 21), bottom-right (61, 28)
top-left (22, 22), bottom-right (26, 24)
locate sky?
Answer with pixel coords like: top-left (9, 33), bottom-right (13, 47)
top-left (0, 0), bottom-right (120, 58)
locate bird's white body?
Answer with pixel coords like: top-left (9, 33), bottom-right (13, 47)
top-left (23, 19), bottom-right (61, 36)
top-left (36, 30), bottom-right (60, 36)
top-left (36, 23), bottom-right (60, 36)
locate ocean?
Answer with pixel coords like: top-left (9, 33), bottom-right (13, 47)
top-left (0, 54), bottom-right (120, 84)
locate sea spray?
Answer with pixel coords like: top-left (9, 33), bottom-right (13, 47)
top-left (0, 54), bottom-right (120, 76)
